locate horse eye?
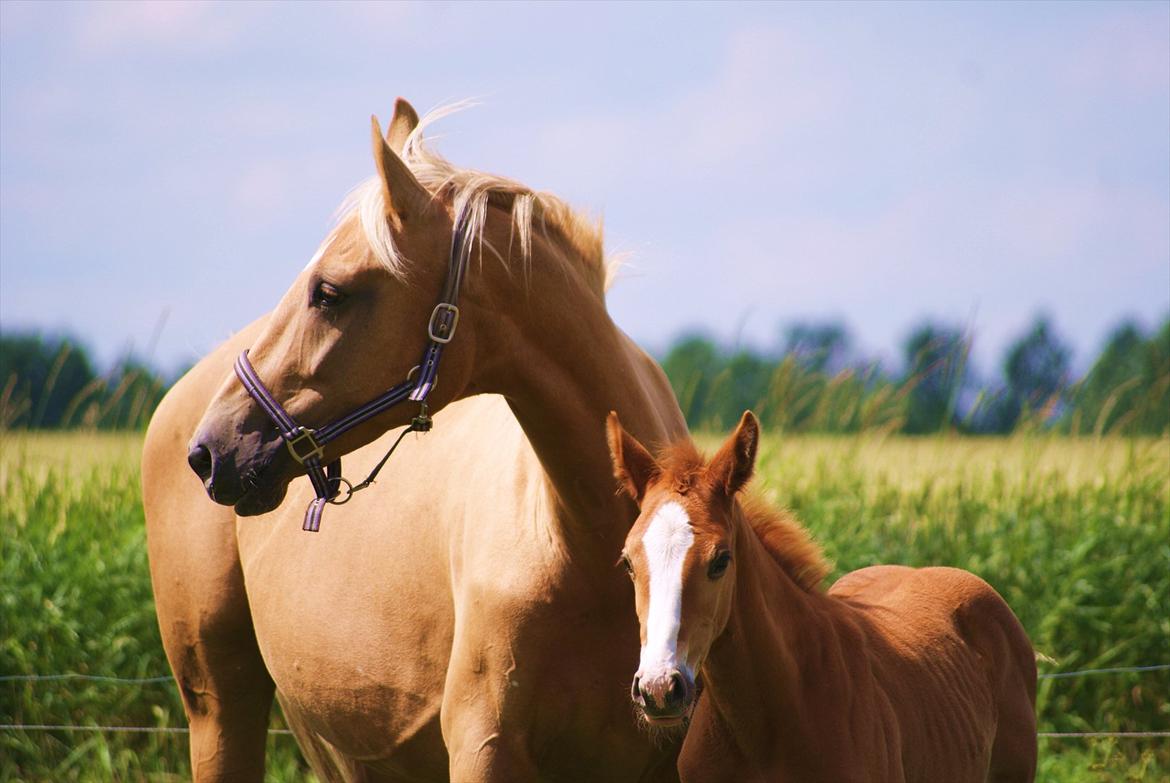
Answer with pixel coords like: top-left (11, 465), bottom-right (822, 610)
top-left (708, 551), bottom-right (732, 579)
top-left (311, 281), bottom-right (345, 309)
top-left (620, 554), bottom-right (634, 578)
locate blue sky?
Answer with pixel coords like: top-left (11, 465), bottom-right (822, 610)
top-left (2, 1), bottom-right (1167, 377)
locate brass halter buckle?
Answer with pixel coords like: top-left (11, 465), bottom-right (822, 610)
top-left (285, 428), bottom-right (324, 464)
top-left (427, 303), bottom-right (460, 344)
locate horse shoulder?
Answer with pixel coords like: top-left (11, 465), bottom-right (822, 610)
top-left (142, 316), bottom-right (277, 780)
top-left (143, 316), bottom-right (268, 630)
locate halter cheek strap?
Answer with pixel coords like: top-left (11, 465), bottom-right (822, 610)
top-left (233, 207), bottom-right (471, 532)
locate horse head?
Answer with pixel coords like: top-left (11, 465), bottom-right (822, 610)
top-left (607, 410), bottom-right (760, 728)
top-left (189, 100), bottom-right (477, 516)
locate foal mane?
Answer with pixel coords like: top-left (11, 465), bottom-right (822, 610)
top-left (737, 494), bottom-right (830, 593)
top-left (334, 102), bottom-right (612, 298)
top-left (655, 441), bottom-right (831, 593)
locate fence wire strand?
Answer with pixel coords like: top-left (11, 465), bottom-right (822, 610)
top-left (0, 723), bottom-right (293, 735)
top-left (1039, 731), bottom-right (1170, 739)
top-left (6, 662), bottom-right (1168, 685)
top-left (1, 724), bottom-right (1164, 740)
top-left (3, 664), bottom-right (1167, 743)
top-left (1037, 663), bottom-right (1170, 680)
top-left (0, 673), bottom-right (174, 684)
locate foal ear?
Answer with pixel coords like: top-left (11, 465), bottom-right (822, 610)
top-left (385, 97), bottom-right (420, 154)
top-left (370, 115), bottom-right (430, 231)
top-left (709, 411), bottom-right (759, 497)
top-left (606, 411), bottom-right (658, 505)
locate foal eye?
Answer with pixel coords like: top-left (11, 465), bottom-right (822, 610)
top-left (311, 281), bottom-right (345, 309)
top-left (708, 551), bottom-right (732, 579)
top-left (619, 554), bottom-right (634, 578)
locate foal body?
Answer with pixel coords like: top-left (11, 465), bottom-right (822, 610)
top-left (687, 555), bottom-right (1036, 782)
top-left (608, 412), bottom-right (1037, 783)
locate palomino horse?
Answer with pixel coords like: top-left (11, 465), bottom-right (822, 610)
top-left (142, 99), bottom-right (689, 781)
top-left (606, 411), bottom-right (1037, 783)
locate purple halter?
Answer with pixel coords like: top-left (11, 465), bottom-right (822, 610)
top-left (233, 207), bottom-right (471, 532)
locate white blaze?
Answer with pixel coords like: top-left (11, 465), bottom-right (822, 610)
top-left (638, 500), bottom-right (694, 676)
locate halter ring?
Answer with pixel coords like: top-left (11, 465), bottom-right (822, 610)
top-left (326, 477), bottom-right (355, 505)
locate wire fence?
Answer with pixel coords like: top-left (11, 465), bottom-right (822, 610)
top-left (0, 673), bottom-right (174, 684)
top-left (0, 723), bottom-right (294, 735)
top-left (4, 663), bottom-right (1168, 741)
top-left (1036, 663), bottom-right (1170, 680)
top-left (5, 662), bottom-right (1168, 685)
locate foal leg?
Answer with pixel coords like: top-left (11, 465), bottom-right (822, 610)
top-left (986, 692), bottom-right (1037, 783)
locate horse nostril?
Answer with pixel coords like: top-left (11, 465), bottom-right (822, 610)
top-left (631, 675), bottom-right (644, 704)
top-left (187, 443), bottom-right (214, 482)
top-left (666, 671), bottom-right (688, 708)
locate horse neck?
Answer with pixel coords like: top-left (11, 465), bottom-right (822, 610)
top-left (471, 224), bottom-right (687, 564)
top-left (700, 510), bottom-right (841, 765)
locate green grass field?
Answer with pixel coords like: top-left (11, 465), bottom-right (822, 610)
top-left (2, 431), bottom-right (1168, 782)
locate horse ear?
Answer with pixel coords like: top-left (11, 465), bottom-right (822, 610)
top-left (385, 98), bottom-right (420, 154)
top-left (370, 115), bottom-right (430, 231)
top-left (606, 411), bottom-right (658, 506)
top-left (709, 411), bottom-right (759, 497)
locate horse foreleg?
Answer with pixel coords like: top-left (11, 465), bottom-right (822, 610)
top-left (179, 622), bottom-right (275, 781)
top-left (148, 506), bottom-right (275, 781)
top-left (439, 633), bottom-right (539, 783)
top-left (441, 695), bottom-right (539, 783)
top-left (145, 444), bottom-right (275, 779)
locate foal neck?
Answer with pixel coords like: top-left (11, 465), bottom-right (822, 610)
top-left (698, 508), bottom-right (841, 770)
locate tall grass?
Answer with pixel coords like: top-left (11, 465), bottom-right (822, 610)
top-left (2, 432), bottom-right (1167, 781)
top-left (0, 434), bottom-right (312, 783)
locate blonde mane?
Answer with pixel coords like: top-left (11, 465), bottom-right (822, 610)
top-left (332, 102), bottom-right (614, 297)
top-left (655, 442), bottom-right (831, 593)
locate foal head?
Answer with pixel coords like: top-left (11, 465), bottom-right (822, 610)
top-left (607, 411), bottom-right (759, 728)
top-left (189, 101), bottom-right (474, 515)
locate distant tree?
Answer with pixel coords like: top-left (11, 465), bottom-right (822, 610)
top-left (1139, 318), bottom-right (1170, 434)
top-left (962, 385), bottom-right (1017, 434)
top-left (992, 316), bottom-right (1071, 431)
top-left (660, 334), bottom-right (724, 427)
top-left (98, 360), bottom-right (169, 430)
top-left (0, 333), bottom-right (97, 428)
top-left (1073, 321), bottom-right (1148, 434)
top-left (1073, 317), bottom-right (1170, 435)
top-left (701, 351), bottom-right (772, 430)
top-left (782, 322), bottom-right (851, 374)
top-left (902, 323), bottom-right (968, 434)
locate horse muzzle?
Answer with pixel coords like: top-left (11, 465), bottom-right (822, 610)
top-left (187, 426), bottom-right (289, 515)
top-left (631, 667), bottom-right (695, 725)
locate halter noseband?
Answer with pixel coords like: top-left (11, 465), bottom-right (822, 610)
top-left (233, 207), bottom-right (472, 532)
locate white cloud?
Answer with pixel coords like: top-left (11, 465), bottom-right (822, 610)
top-left (72, 0), bottom-right (250, 57)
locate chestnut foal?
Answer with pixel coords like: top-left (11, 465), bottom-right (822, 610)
top-left (606, 411), bottom-right (1037, 783)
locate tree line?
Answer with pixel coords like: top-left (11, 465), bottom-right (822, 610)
top-left (0, 335), bottom-right (169, 430)
top-left (663, 315), bottom-right (1168, 435)
top-left (1, 314), bottom-right (1167, 434)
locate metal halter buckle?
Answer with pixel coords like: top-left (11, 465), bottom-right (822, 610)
top-left (427, 303), bottom-right (460, 344)
top-left (285, 428), bottom-right (324, 464)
